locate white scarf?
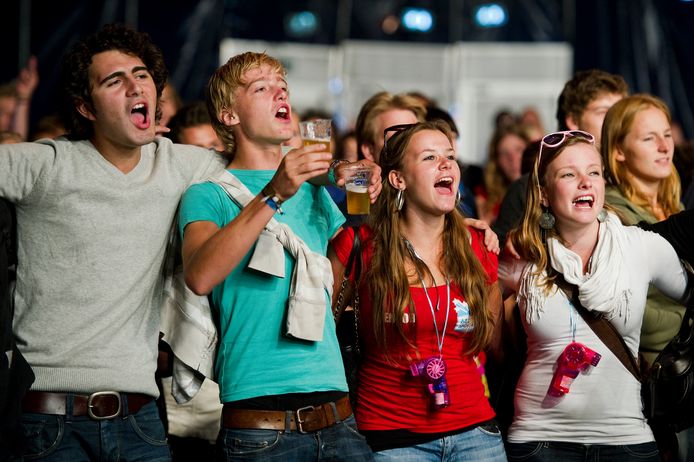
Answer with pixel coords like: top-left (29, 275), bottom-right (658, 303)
top-left (209, 171), bottom-right (333, 342)
top-left (519, 212), bottom-right (632, 324)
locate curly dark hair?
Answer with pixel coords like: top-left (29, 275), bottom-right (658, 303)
top-left (60, 23), bottom-right (168, 140)
top-left (556, 69), bottom-right (628, 131)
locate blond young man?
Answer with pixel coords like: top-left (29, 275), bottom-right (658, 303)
top-left (354, 91), bottom-right (426, 163)
top-left (179, 52), bottom-right (377, 461)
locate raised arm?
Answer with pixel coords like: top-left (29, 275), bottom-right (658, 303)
top-left (182, 145), bottom-right (330, 295)
top-left (12, 56), bottom-right (39, 141)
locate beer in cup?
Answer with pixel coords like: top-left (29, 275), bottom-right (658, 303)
top-left (343, 165), bottom-right (372, 215)
top-left (299, 119), bottom-right (331, 147)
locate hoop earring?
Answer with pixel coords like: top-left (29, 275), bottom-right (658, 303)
top-left (539, 209), bottom-right (555, 230)
top-left (597, 209), bottom-right (607, 223)
top-left (455, 190), bottom-right (461, 206)
top-left (395, 189), bottom-right (404, 212)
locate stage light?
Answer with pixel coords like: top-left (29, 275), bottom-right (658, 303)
top-left (473, 3), bottom-right (508, 28)
top-left (401, 8), bottom-right (434, 33)
top-left (285, 11), bottom-right (318, 38)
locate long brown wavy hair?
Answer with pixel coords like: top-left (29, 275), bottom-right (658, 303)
top-left (366, 121), bottom-right (494, 360)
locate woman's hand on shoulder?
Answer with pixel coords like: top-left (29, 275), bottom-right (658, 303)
top-left (463, 218), bottom-right (500, 255)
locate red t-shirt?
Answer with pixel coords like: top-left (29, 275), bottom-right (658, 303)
top-left (333, 225), bottom-right (498, 433)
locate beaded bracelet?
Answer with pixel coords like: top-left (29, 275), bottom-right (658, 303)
top-left (328, 159), bottom-right (350, 185)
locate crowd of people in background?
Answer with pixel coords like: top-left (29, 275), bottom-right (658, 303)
top-left (1, 22), bottom-right (694, 462)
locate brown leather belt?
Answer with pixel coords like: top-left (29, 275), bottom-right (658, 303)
top-left (22, 391), bottom-right (153, 420)
top-left (222, 395), bottom-right (352, 433)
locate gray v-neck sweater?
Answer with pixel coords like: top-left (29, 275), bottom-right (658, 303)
top-left (1, 137), bottom-right (224, 397)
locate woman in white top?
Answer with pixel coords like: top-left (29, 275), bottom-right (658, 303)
top-left (500, 130), bottom-right (688, 461)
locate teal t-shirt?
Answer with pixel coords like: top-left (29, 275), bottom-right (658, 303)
top-left (179, 169), bottom-right (347, 402)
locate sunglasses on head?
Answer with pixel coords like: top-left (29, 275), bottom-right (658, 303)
top-left (535, 130), bottom-right (595, 188)
top-left (542, 130), bottom-right (594, 148)
top-left (537, 129), bottom-right (595, 169)
top-left (382, 123), bottom-right (417, 157)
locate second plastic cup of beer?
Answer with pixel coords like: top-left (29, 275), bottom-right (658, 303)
top-left (299, 119), bottom-right (331, 147)
top-left (343, 164), bottom-right (372, 215)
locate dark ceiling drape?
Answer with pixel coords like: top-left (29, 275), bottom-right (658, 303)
top-left (2, 0), bottom-right (693, 138)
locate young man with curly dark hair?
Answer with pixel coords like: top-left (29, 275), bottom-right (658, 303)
top-left (0, 24), bottom-right (225, 460)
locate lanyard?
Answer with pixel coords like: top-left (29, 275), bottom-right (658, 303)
top-left (404, 238), bottom-right (451, 355)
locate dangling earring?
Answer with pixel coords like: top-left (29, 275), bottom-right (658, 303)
top-left (539, 208), bottom-right (555, 230)
top-left (395, 189), bottom-right (404, 212)
top-left (597, 209), bottom-right (608, 223)
top-left (455, 189), bottom-right (462, 206)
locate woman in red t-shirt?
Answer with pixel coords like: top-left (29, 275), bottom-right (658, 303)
top-left (330, 121), bottom-right (507, 461)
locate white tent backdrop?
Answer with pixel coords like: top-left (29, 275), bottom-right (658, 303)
top-left (219, 39), bottom-right (571, 166)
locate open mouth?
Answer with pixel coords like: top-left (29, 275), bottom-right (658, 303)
top-left (573, 195), bottom-right (594, 208)
top-left (131, 103), bottom-right (150, 129)
top-left (275, 106), bottom-right (290, 120)
top-left (434, 176), bottom-right (454, 194)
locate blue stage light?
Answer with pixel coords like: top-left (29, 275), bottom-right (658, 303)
top-left (474, 3), bottom-right (508, 28)
top-left (401, 8), bottom-right (434, 33)
top-left (286, 11), bottom-right (318, 37)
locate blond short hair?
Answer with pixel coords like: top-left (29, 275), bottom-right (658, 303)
top-left (206, 52), bottom-right (285, 156)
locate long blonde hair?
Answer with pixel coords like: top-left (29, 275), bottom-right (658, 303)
top-left (601, 94), bottom-right (681, 219)
top-left (509, 136), bottom-right (598, 291)
top-left (366, 121), bottom-right (494, 359)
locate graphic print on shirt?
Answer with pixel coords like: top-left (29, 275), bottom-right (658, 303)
top-left (454, 298), bottom-right (474, 332)
top-left (385, 310), bottom-right (416, 324)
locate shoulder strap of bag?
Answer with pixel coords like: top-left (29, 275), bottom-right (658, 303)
top-left (554, 272), bottom-right (642, 382)
top-left (332, 227), bottom-right (361, 323)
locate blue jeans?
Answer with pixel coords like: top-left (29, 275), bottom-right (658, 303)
top-left (373, 424), bottom-right (507, 462)
top-left (217, 415), bottom-right (372, 461)
top-left (18, 400), bottom-right (170, 461)
top-left (505, 441), bottom-right (660, 462)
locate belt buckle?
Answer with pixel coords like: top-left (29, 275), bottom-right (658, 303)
top-left (295, 405), bottom-right (315, 433)
top-left (87, 391), bottom-right (121, 420)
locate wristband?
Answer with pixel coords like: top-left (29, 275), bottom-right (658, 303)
top-left (328, 159), bottom-right (350, 185)
top-left (261, 184), bottom-right (284, 214)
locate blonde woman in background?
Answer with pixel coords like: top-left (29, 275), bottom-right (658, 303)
top-left (600, 94), bottom-right (684, 366)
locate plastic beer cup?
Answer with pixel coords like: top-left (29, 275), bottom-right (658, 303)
top-left (299, 119), bottom-right (331, 147)
top-left (344, 165), bottom-right (372, 215)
